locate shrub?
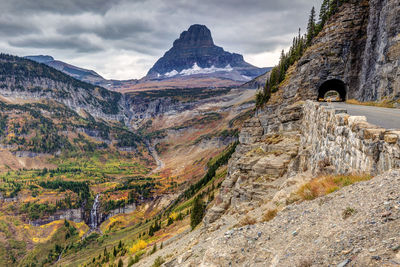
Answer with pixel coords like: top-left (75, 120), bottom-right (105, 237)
top-left (262, 209), bottom-right (278, 222)
top-left (129, 240), bottom-right (147, 255)
top-left (297, 174), bottom-right (372, 201)
top-left (128, 254), bottom-right (140, 266)
top-left (150, 243), bottom-right (157, 255)
top-left (342, 207), bottom-right (356, 219)
top-left (238, 215), bottom-right (257, 227)
top-left (152, 256), bottom-right (165, 267)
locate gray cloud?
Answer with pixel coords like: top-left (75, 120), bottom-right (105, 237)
top-left (0, 0), bottom-right (322, 79)
top-left (9, 36), bottom-right (104, 53)
top-left (3, 0), bottom-right (123, 15)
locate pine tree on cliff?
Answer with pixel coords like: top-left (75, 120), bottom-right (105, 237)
top-left (319, 0), bottom-right (330, 25)
top-left (306, 7), bottom-right (316, 46)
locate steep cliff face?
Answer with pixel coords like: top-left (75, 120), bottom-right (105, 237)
top-left (358, 0), bottom-right (400, 101)
top-left (267, 0), bottom-right (399, 104)
top-left (281, 1), bottom-right (370, 102)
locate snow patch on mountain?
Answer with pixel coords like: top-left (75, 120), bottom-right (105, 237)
top-left (162, 63), bottom-right (234, 78)
top-left (164, 70), bottom-right (179, 77)
top-left (180, 63), bottom-right (233, 76)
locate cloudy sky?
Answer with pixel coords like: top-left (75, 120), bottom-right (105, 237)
top-left (0, 0), bottom-right (322, 80)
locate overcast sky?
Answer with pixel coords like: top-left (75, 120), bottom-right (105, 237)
top-left (0, 0), bottom-right (322, 80)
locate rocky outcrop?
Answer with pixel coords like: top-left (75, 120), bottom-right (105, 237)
top-left (125, 96), bottom-right (194, 128)
top-left (30, 208), bottom-right (84, 226)
top-left (149, 2), bottom-right (400, 265)
top-left (205, 103), bottom-right (304, 224)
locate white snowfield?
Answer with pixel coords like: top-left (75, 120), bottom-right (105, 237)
top-left (162, 62), bottom-right (234, 78)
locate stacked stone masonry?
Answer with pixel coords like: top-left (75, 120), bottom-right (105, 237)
top-left (302, 101), bottom-right (400, 175)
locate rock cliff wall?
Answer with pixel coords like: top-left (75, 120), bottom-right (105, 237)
top-left (358, 0), bottom-right (400, 101)
top-left (282, 1), bottom-right (370, 103)
top-left (268, 0), bottom-right (399, 105)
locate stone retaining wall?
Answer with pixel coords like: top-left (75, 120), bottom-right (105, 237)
top-left (302, 101), bottom-right (400, 175)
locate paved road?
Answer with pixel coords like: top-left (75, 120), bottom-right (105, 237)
top-left (329, 102), bottom-right (400, 130)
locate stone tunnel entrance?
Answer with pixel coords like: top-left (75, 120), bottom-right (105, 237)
top-left (318, 79), bottom-right (347, 102)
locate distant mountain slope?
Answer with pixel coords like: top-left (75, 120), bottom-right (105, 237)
top-left (25, 55), bottom-right (106, 85)
top-left (1, 54), bottom-right (124, 119)
top-left (239, 68), bottom-right (273, 89)
top-left (25, 55), bottom-right (139, 91)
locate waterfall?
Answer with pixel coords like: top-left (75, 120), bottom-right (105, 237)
top-left (90, 194), bottom-right (100, 229)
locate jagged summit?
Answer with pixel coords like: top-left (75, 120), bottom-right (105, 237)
top-left (147, 24), bottom-right (267, 80)
top-left (173, 24), bottom-right (215, 49)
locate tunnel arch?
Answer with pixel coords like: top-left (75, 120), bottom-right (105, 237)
top-left (318, 79), bottom-right (347, 101)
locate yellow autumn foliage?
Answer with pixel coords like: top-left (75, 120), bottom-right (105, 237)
top-left (129, 240), bottom-right (147, 254)
top-left (169, 212), bottom-right (178, 220)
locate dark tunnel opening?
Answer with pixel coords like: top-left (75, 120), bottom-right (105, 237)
top-left (318, 79), bottom-right (347, 102)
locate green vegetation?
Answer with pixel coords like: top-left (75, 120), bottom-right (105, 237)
top-left (256, 0), bottom-right (350, 107)
top-left (190, 197), bottom-right (205, 229)
top-left (152, 256), bottom-right (165, 267)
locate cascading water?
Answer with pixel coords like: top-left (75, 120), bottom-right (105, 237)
top-left (90, 194), bottom-right (100, 229)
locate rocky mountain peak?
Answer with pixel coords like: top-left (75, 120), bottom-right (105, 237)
top-left (146, 24), bottom-right (267, 79)
top-left (172, 24), bottom-right (214, 49)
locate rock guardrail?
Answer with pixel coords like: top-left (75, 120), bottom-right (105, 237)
top-left (302, 100), bottom-right (400, 175)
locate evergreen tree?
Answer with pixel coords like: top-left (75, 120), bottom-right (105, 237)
top-left (306, 7), bottom-right (316, 46)
top-left (319, 0), bottom-right (330, 25)
top-left (150, 243), bottom-right (157, 254)
top-left (104, 247), bottom-right (108, 257)
top-left (190, 197), bottom-right (205, 230)
top-left (329, 0), bottom-right (339, 15)
top-left (118, 258), bottom-right (123, 267)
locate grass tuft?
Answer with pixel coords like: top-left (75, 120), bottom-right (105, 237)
top-left (237, 215), bottom-right (257, 227)
top-left (262, 209), bottom-right (278, 222)
top-left (297, 174), bottom-right (372, 201)
top-left (342, 207), bottom-right (357, 219)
